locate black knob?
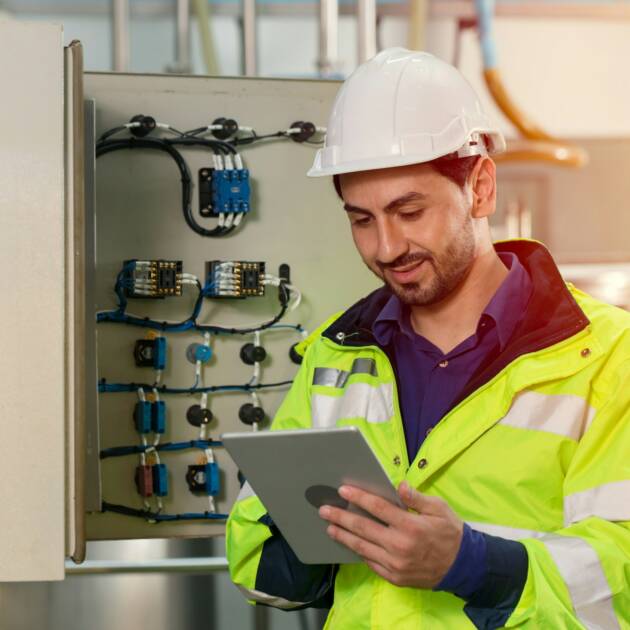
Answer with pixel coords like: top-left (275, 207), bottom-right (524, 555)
top-left (240, 343), bottom-right (267, 365)
top-left (186, 404), bottom-right (213, 427)
top-left (212, 117), bottom-right (239, 140)
top-left (289, 121), bottom-right (316, 143)
top-left (239, 403), bottom-right (265, 425)
top-left (289, 343), bottom-right (303, 365)
top-left (129, 114), bottom-right (156, 138)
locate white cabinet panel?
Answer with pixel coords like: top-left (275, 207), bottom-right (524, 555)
top-left (0, 20), bottom-right (66, 581)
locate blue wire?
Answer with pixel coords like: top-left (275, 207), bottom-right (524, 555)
top-left (100, 439), bottom-right (223, 459)
top-left (101, 501), bottom-right (228, 522)
top-left (269, 324), bottom-right (304, 332)
top-left (152, 512), bottom-right (228, 522)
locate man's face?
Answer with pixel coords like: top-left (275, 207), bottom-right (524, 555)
top-left (339, 163), bottom-right (477, 307)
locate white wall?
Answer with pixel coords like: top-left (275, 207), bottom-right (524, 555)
top-left (12, 7), bottom-right (630, 137)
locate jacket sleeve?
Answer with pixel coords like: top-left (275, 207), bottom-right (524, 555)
top-left (225, 343), bottom-right (336, 610)
top-left (466, 357), bottom-right (630, 630)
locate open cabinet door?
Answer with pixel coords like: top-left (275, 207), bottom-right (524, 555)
top-left (64, 39), bottom-right (87, 566)
top-left (0, 20), bottom-right (85, 581)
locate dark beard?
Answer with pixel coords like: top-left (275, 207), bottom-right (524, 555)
top-left (378, 215), bottom-right (475, 307)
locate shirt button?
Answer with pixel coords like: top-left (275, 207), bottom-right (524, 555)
top-left (418, 458), bottom-right (428, 469)
top-left (393, 456), bottom-right (401, 466)
top-left (438, 360), bottom-right (449, 368)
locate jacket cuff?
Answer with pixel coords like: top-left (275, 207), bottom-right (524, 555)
top-left (462, 533), bottom-right (529, 630)
top-left (434, 523), bottom-right (488, 599)
top-left (256, 513), bottom-right (336, 609)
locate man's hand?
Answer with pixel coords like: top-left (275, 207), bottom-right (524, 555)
top-left (319, 481), bottom-right (463, 589)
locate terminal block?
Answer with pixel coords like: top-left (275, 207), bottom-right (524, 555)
top-left (134, 337), bottom-right (167, 370)
top-left (186, 463), bottom-right (220, 496)
top-left (198, 168), bottom-right (251, 218)
top-left (205, 260), bottom-right (265, 298)
top-left (123, 259), bottom-right (183, 298)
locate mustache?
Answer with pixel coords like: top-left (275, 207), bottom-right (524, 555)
top-left (376, 251), bottom-right (433, 272)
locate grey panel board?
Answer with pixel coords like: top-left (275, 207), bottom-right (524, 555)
top-left (84, 72), bottom-right (379, 540)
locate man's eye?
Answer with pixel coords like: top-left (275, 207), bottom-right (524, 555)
top-left (351, 216), bottom-right (371, 226)
top-left (400, 209), bottom-right (425, 220)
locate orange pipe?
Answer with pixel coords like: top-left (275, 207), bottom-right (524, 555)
top-left (495, 139), bottom-right (589, 168)
top-left (484, 68), bottom-right (588, 168)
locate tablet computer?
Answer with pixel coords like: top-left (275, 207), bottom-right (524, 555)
top-left (222, 426), bottom-right (403, 564)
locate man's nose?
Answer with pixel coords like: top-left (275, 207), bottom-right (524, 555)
top-left (376, 218), bottom-right (407, 265)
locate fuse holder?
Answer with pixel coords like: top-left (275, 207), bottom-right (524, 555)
top-left (134, 401), bottom-right (152, 434)
top-left (135, 465), bottom-right (153, 497)
top-left (206, 462), bottom-right (220, 496)
top-left (152, 464), bottom-right (169, 497)
top-left (134, 337), bottom-right (167, 370)
top-left (151, 401), bottom-right (166, 434)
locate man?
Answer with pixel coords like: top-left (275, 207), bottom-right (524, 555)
top-left (226, 48), bottom-right (630, 628)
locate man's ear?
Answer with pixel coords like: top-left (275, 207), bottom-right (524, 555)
top-left (469, 157), bottom-right (497, 219)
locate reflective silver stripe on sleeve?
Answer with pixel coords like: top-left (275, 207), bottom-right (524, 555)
top-left (541, 535), bottom-right (620, 630)
top-left (499, 390), bottom-right (596, 441)
top-left (237, 585), bottom-right (306, 610)
top-left (235, 481), bottom-right (256, 503)
top-left (312, 382), bottom-right (393, 427)
top-left (564, 480), bottom-right (630, 525)
top-left (466, 521), bottom-right (548, 541)
top-left (313, 358), bottom-right (378, 388)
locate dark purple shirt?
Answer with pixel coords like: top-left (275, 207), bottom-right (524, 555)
top-left (373, 251), bottom-right (532, 460)
top-left (372, 251), bottom-right (532, 599)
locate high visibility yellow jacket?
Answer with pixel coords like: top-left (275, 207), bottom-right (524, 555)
top-left (226, 241), bottom-right (630, 629)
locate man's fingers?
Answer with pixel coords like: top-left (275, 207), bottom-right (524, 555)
top-left (326, 524), bottom-right (392, 568)
top-left (398, 481), bottom-right (447, 516)
top-left (337, 485), bottom-right (407, 527)
top-left (319, 504), bottom-right (389, 546)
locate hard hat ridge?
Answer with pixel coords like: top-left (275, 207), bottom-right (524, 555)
top-left (308, 47), bottom-right (505, 177)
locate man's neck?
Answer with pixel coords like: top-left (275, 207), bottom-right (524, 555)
top-left (408, 249), bottom-right (509, 354)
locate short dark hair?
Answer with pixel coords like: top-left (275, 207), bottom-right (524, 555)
top-left (332, 155), bottom-right (480, 199)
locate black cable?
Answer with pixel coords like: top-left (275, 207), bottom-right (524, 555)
top-left (98, 379), bottom-right (294, 395)
top-left (194, 283), bottom-right (290, 335)
top-left (96, 136), bottom-right (229, 238)
top-left (230, 131), bottom-right (287, 147)
top-left (166, 136), bottom-right (236, 155)
top-left (97, 125), bottom-right (130, 143)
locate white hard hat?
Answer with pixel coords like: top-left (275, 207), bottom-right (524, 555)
top-left (308, 48), bottom-right (505, 177)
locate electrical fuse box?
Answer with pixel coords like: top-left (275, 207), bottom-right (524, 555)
top-left (123, 259), bottom-right (183, 298)
top-left (205, 261), bottom-right (265, 298)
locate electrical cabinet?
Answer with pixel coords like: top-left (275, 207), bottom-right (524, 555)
top-left (83, 71), bottom-right (380, 544)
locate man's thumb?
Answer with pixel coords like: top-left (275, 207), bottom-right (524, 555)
top-left (398, 481), bottom-right (441, 514)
